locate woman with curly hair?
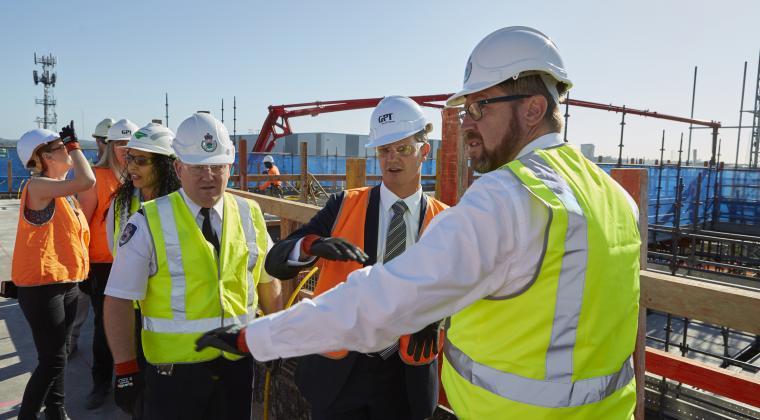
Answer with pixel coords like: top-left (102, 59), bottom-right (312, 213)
top-left (106, 122), bottom-right (180, 254)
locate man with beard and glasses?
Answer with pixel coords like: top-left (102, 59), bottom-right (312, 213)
top-left (197, 26), bottom-right (642, 419)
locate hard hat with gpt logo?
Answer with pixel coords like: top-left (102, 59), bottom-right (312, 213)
top-left (366, 96), bottom-right (430, 148)
top-left (107, 119), bottom-right (139, 142)
top-left (174, 112), bottom-right (235, 165)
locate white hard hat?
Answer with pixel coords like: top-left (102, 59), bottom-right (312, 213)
top-left (125, 123), bottom-right (176, 157)
top-left (366, 96), bottom-right (429, 148)
top-left (107, 119), bottom-right (139, 142)
top-left (174, 112), bottom-right (235, 165)
top-left (262, 155), bottom-right (274, 163)
top-left (92, 118), bottom-right (115, 138)
top-left (18, 128), bottom-right (60, 167)
top-left (446, 26), bottom-right (572, 107)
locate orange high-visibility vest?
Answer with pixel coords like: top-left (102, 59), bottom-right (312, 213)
top-left (89, 167), bottom-right (121, 263)
top-left (315, 186), bottom-right (448, 361)
top-left (12, 185), bottom-right (90, 286)
top-left (314, 187), bottom-right (447, 295)
top-left (259, 165), bottom-right (282, 190)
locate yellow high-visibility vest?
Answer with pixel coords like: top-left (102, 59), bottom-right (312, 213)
top-left (140, 191), bottom-right (268, 364)
top-left (442, 144), bottom-right (641, 419)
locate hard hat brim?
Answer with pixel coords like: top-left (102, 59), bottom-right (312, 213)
top-left (177, 153), bottom-right (235, 165)
top-left (365, 127), bottom-right (422, 149)
top-left (123, 144), bottom-right (176, 157)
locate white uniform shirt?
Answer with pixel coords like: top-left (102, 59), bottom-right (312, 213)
top-left (244, 133), bottom-right (639, 361)
top-left (288, 183), bottom-right (423, 263)
top-left (104, 189), bottom-right (273, 301)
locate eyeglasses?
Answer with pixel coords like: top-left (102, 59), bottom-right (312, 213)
top-left (46, 144), bottom-right (65, 153)
top-left (184, 164), bottom-right (228, 175)
top-left (458, 94), bottom-right (532, 122)
top-left (376, 143), bottom-right (422, 157)
top-left (125, 154), bottom-right (154, 166)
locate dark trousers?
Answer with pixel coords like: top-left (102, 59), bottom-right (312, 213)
top-left (142, 357), bottom-right (253, 420)
top-left (86, 262), bottom-right (114, 387)
top-left (316, 354), bottom-right (412, 420)
top-left (16, 282), bottom-right (79, 420)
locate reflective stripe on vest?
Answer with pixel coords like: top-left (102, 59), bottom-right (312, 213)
top-left (443, 146), bottom-right (638, 412)
top-left (142, 194), bottom-right (260, 326)
top-left (143, 313), bottom-right (251, 333)
top-left (139, 192), bottom-right (268, 364)
top-left (444, 339), bottom-right (634, 407)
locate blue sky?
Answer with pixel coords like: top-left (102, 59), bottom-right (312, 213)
top-left (1, 0), bottom-right (758, 163)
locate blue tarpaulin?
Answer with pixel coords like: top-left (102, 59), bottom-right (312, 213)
top-left (2, 147), bottom-right (757, 228)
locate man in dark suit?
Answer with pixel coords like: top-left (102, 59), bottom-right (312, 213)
top-left (264, 96), bottom-right (448, 420)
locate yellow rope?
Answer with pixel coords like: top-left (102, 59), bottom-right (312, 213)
top-left (263, 265), bottom-right (319, 420)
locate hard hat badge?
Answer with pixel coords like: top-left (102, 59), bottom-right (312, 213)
top-left (201, 132), bottom-right (217, 153)
top-left (464, 58), bottom-right (472, 83)
top-left (134, 131), bottom-right (147, 139)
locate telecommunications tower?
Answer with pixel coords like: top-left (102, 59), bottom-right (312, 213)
top-left (32, 53), bottom-right (58, 129)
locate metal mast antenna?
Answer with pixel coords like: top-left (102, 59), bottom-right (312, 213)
top-left (165, 93), bottom-right (169, 129)
top-left (32, 53), bottom-right (58, 130)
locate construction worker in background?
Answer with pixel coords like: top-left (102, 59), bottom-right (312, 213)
top-left (12, 123), bottom-right (95, 420)
top-left (70, 117), bottom-right (114, 358)
top-left (258, 154), bottom-right (282, 196)
top-left (93, 118), bottom-right (115, 161)
top-left (197, 26), bottom-right (641, 419)
top-left (105, 122), bottom-right (181, 373)
top-left (103, 112), bottom-right (283, 420)
top-left (76, 118), bottom-right (136, 409)
top-left (248, 96), bottom-right (448, 420)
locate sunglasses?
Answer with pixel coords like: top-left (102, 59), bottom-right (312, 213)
top-left (458, 94), bottom-right (532, 122)
top-left (376, 143), bottom-right (422, 157)
top-left (125, 154), bottom-right (154, 166)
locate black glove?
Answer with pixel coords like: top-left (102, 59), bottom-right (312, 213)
top-left (195, 324), bottom-right (248, 356)
top-left (114, 370), bottom-right (143, 416)
top-left (310, 237), bottom-right (369, 263)
top-left (59, 120), bottom-right (78, 144)
top-left (407, 321), bottom-right (444, 362)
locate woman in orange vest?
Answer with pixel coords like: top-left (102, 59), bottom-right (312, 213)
top-left (12, 123), bottom-right (95, 420)
top-left (76, 118), bottom-right (136, 408)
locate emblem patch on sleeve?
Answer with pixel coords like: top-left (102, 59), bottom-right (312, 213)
top-left (119, 223), bottom-right (138, 247)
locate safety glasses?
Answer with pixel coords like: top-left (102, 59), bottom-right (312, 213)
top-left (458, 94), bottom-right (532, 122)
top-left (376, 143), bottom-right (422, 157)
top-left (125, 154), bottom-right (154, 167)
top-left (184, 164), bottom-right (228, 175)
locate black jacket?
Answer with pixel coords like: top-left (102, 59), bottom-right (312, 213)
top-left (264, 185), bottom-right (437, 417)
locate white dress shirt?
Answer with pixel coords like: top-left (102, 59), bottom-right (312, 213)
top-left (245, 133), bottom-right (638, 361)
top-left (288, 183), bottom-right (423, 263)
top-left (105, 189), bottom-right (273, 300)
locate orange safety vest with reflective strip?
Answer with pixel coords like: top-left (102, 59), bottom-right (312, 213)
top-left (89, 167), bottom-right (121, 263)
top-left (314, 186), bottom-right (447, 295)
top-left (12, 185), bottom-right (90, 286)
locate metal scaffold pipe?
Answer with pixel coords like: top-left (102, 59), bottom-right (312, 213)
top-left (687, 66), bottom-right (697, 165)
top-left (735, 61), bottom-right (748, 167)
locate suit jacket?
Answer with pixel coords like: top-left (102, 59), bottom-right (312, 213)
top-left (264, 185), bottom-right (438, 417)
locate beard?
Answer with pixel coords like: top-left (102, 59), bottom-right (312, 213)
top-left (468, 108), bottom-right (525, 173)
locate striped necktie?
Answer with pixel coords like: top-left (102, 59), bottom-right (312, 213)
top-left (378, 200), bottom-right (408, 359)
